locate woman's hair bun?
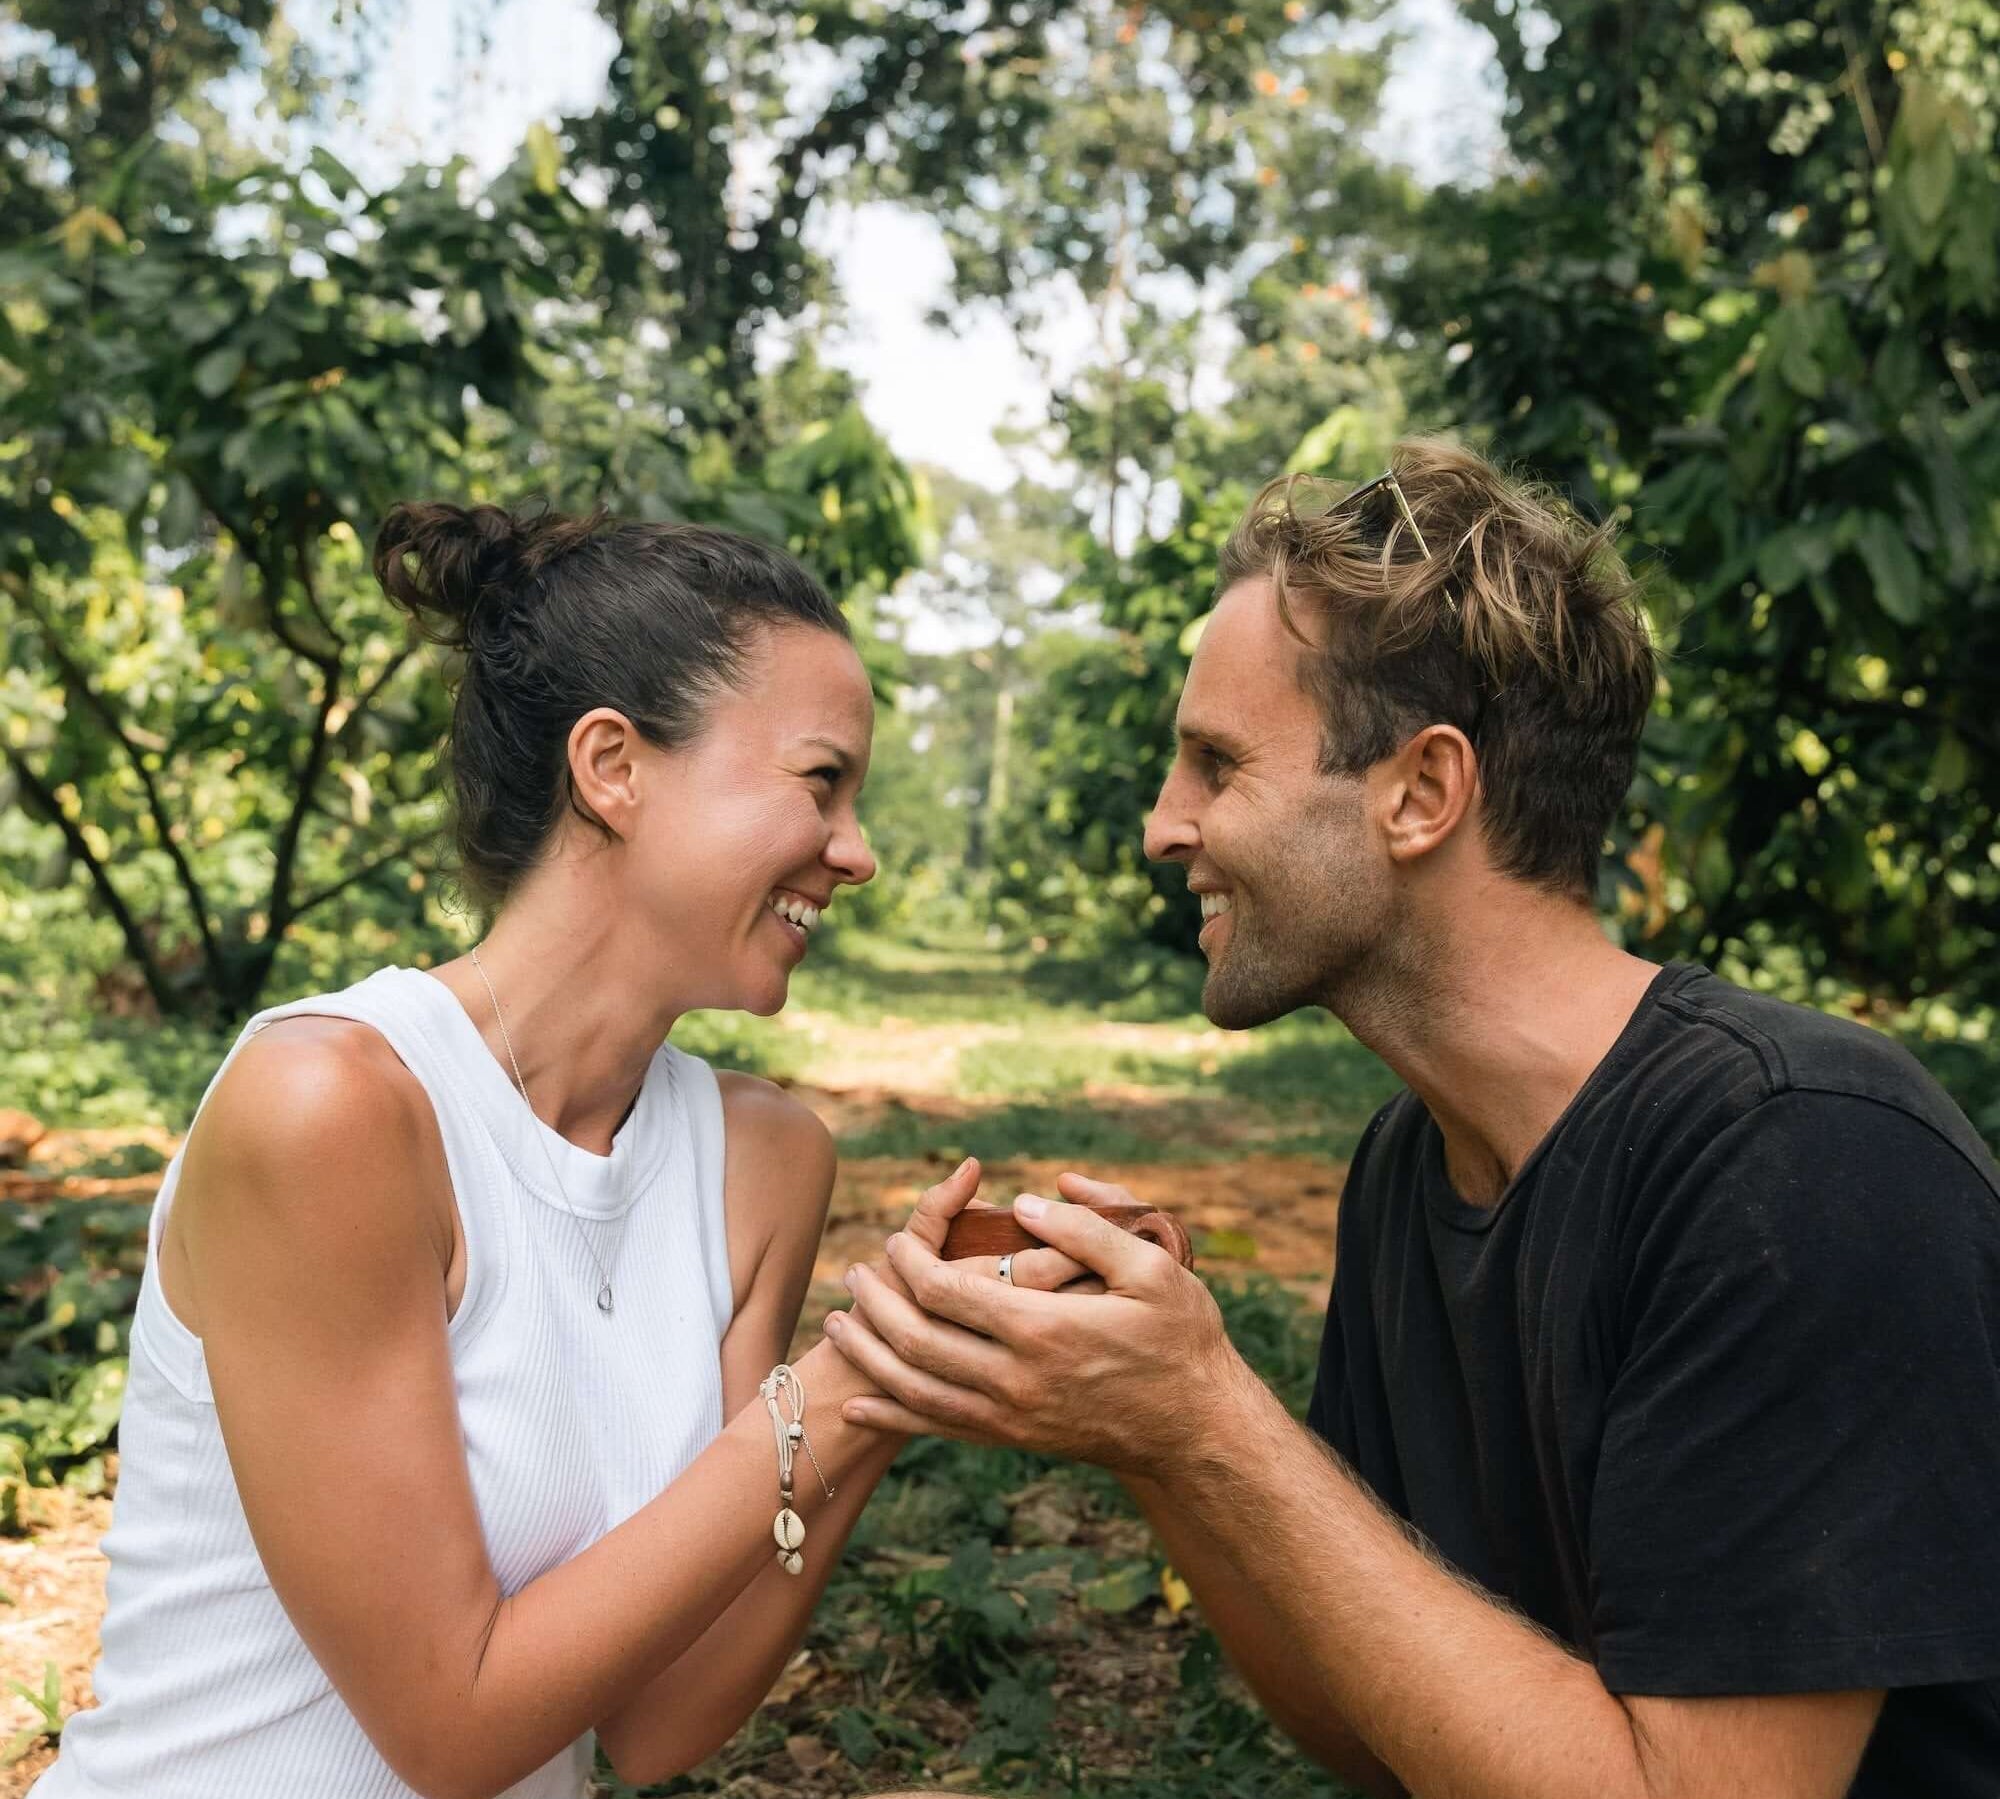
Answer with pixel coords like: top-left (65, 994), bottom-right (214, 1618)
top-left (372, 500), bottom-right (608, 646)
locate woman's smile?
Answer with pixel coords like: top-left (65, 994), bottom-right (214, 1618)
top-left (764, 886), bottom-right (828, 957)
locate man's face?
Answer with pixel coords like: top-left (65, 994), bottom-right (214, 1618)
top-left (1143, 577), bottom-right (1394, 1029)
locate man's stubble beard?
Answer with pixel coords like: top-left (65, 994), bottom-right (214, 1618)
top-left (1200, 783), bottom-right (1425, 1033)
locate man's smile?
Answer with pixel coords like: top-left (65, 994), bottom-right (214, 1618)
top-left (1196, 889), bottom-right (1234, 952)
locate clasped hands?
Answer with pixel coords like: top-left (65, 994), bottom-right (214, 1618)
top-left (822, 1156), bottom-right (1244, 1476)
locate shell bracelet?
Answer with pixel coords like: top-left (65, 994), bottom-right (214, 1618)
top-left (759, 1364), bottom-right (835, 1575)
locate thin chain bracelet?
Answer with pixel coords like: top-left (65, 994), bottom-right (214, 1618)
top-left (760, 1364), bottom-right (836, 1575)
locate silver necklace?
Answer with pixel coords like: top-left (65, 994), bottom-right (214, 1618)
top-left (469, 944), bottom-right (621, 1314)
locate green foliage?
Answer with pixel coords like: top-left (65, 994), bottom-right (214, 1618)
top-left (0, 1199), bottom-right (144, 1524)
top-left (3, 1661), bottom-right (65, 1765)
top-left (0, 7), bottom-right (929, 1025)
top-left (838, 1102), bottom-right (1181, 1165)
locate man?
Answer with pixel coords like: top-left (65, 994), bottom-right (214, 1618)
top-left (825, 438), bottom-right (2000, 1799)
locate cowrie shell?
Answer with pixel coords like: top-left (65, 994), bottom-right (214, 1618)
top-left (774, 1508), bottom-right (806, 1551)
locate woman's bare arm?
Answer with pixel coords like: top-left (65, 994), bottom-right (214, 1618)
top-left (178, 1023), bottom-right (893, 1799)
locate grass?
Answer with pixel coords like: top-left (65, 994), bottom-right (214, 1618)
top-left (780, 929), bottom-right (1212, 1029)
top-left (730, 929), bottom-right (1401, 1172)
top-left (835, 1102), bottom-right (1192, 1166)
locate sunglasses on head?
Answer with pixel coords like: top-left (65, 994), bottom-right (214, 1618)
top-left (1329, 470), bottom-right (1432, 560)
top-left (1329, 468), bottom-right (1467, 635)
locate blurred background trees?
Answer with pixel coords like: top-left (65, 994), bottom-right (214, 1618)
top-left (3, 0), bottom-right (1996, 1071)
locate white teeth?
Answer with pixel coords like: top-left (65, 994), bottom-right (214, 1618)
top-left (768, 893), bottom-right (823, 933)
top-left (1199, 893), bottom-right (1234, 920)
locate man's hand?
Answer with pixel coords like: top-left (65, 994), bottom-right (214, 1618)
top-left (824, 1172), bottom-right (1247, 1473)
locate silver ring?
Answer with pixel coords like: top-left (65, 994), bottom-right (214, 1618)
top-left (997, 1253), bottom-right (1014, 1286)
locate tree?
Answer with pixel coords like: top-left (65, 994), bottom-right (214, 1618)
top-left (0, 7), bottom-right (926, 1022)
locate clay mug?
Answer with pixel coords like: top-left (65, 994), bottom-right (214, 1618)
top-left (940, 1195), bottom-right (1196, 1270)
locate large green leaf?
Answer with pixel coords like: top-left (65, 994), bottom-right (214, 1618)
top-left (192, 343), bottom-right (244, 398)
top-left (1852, 512), bottom-right (1926, 626)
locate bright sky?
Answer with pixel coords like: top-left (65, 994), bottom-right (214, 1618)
top-left (291, 0), bottom-right (1504, 492)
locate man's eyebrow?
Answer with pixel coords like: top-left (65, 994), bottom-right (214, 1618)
top-left (1178, 720), bottom-right (1248, 755)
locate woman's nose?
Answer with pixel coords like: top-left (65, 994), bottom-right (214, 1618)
top-left (831, 819), bottom-right (877, 886)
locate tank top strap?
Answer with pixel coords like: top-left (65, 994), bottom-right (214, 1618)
top-left (254, 968), bottom-right (518, 1339)
top-left (663, 1046), bottom-right (736, 1339)
top-left (136, 968), bottom-right (515, 1390)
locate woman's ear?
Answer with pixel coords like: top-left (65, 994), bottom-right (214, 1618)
top-left (1379, 723), bottom-right (1480, 867)
top-left (566, 708), bottom-right (645, 840)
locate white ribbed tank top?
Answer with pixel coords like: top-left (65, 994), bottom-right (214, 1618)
top-left (32, 965), bottom-right (737, 1799)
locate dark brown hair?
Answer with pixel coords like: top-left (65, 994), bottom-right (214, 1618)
top-left (373, 502), bottom-right (849, 907)
top-left (1216, 437), bottom-right (1656, 898)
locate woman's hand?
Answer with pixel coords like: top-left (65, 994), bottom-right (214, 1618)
top-left (852, 1156), bottom-right (1099, 1303)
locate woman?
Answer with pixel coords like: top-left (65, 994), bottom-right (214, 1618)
top-left (32, 504), bottom-right (1077, 1798)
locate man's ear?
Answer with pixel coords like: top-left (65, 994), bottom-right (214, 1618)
top-left (566, 707), bottom-right (645, 840)
top-left (1378, 723), bottom-right (1479, 867)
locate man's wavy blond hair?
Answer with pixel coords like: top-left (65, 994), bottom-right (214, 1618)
top-left (1216, 437), bottom-right (1656, 899)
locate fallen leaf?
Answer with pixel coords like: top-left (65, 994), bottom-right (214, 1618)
top-left (785, 1733), bottom-right (834, 1775)
top-left (767, 1649), bottom-right (819, 1705)
top-left (1081, 1561), bottom-right (1157, 1613)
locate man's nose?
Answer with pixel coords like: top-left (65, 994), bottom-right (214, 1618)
top-left (1144, 772), bottom-right (1197, 864)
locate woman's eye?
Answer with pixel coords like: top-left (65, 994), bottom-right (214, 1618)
top-left (810, 765), bottom-right (843, 785)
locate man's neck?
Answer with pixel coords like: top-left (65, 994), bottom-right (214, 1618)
top-left (1331, 897), bottom-right (1664, 1206)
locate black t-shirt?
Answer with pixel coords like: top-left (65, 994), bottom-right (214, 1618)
top-left (1306, 962), bottom-right (2000, 1796)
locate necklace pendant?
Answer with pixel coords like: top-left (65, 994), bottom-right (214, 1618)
top-left (596, 1282), bottom-right (614, 1314)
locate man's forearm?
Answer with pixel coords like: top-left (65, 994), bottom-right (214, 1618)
top-left (1123, 1467), bottom-right (1405, 1797)
top-left (1162, 1355), bottom-right (1656, 1799)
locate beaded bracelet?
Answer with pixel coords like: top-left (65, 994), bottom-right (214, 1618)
top-left (759, 1364), bottom-right (836, 1575)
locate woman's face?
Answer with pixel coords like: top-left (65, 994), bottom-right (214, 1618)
top-left (626, 623), bottom-right (878, 1016)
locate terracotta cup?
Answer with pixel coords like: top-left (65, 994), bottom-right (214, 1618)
top-left (940, 1196), bottom-right (1196, 1270)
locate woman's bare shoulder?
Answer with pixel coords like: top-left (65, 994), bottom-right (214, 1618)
top-left (714, 1071), bottom-right (831, 1163)
top-left (179, 1015), bottom-right (446, 1244)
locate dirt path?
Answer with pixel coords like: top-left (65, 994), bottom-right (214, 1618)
top-left (0, 1493), bottom-right (108, 1794)
top-left (0, 1075), bottom-right (1345, 1792)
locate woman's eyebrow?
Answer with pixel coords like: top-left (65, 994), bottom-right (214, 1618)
top-left (798, 735), bottom-right (855, 765)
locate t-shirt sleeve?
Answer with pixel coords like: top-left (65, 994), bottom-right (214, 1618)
top-left (1590, 1089), bottom-right (2000, 1695)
